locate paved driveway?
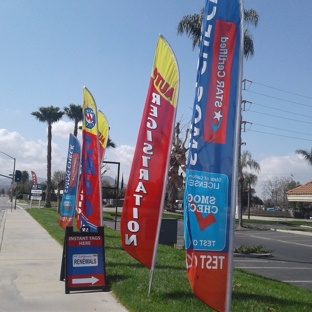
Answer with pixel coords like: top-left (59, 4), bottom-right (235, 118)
top-left (234, 229), bottom-right (312, 290)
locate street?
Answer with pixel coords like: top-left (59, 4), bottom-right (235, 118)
top-left (234, 229), bottom-right (312, 290)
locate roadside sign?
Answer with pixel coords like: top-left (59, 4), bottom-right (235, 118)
top-left (62, 226), bottom-right (106, 294)
top-left (31, 195), bottom-right (42, 201)
top-left (31, 184), bottom-right (43, 200)
top-left (32, 184), bottom-right (43, 191)
top-left (31, 190), bottom-right (42, 194)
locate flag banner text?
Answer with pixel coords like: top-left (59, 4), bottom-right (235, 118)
top-left (58, 133), bottom-right (81, 229)
top-left (98, 110), bottom-right (109, 163)
top-left (184, 0), bottom-right (243, 311)
top-left (76, 87), bottom-right (102, 232)
top-left (120, 35), bottom-right (179, 269)
top-left (31, 171), bottom-right (38, 185)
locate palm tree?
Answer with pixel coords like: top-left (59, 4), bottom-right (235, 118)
top-left (296, 148), bottom-right (312, 165)
top-left (64, 104), bottom-right (83, 137)
top-left (31, 106), bottom-right (64, 207)
top-left (238, 151), bottom-right (260, 227)
top-left (243, 172), bottom-right (258, 219)
top-left (177, 8), bottom-right (259, 59)
top-left (21, 170), bottom-right (29, 184)
top-left (107, 137), bottom-right (116, 149)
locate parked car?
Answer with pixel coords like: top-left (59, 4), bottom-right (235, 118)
top-left (175, 200), bottom-right (183, 210)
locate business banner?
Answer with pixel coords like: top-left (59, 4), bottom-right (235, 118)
top-left (31, 171), bottom-right (38, 185)
top-left (98, 110), bottom-right (109, 163)
top-left (184, 1), bottom-right (243, 311)
top-left (120, 35), bottom-right (179, 270)
top-left (76, 87), bottom-right (102, 232)
top-left (58, 133), bottom-right (81, 230)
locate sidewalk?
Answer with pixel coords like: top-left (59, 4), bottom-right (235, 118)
top-left (0, 207), bottom-right (128, 312)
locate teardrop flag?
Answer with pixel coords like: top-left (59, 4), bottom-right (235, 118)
top-left (184, 0), bottom-right (243, 311)
top-left (120, 35), bottom-right (179, 274)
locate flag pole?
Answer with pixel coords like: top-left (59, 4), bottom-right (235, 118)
top-left (147, 34), bottom-right (180, 296)
top-left (225, 1), bottom-right (244, 310)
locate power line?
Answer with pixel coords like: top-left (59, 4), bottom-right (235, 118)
top-left (251, 81), bottom-right (312, 100)
top-left (244, 90), bottom-right (312, 109)
top-left (242, 79), bottom-right (312, 145)
top-left (251, 122), bottom-right (312, 137)
top-left (247, 129), bottom-right (312, 142)
top-left (248, 110), bottom-right (312, 125)
top-left (251, 102), bottom-right (312, 120)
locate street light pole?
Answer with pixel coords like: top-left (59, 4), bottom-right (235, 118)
top-left (0, 151), bottom-right (16, 209)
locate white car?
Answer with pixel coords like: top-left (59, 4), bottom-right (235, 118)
top-left (175, 200), bottom-right (183, 209)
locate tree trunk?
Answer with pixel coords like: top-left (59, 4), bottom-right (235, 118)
top-left (45, 123), bottom-right (52, 208)
top-left (237, 174), bottom-right (244, 228)
top-left (167, 182), bottom-right (177, 212)
top-left (247, 184), bottom-right (251, 220)
top-left (74, 120), bottom-right (78, 137)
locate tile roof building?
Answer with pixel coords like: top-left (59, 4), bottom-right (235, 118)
top-left (286, 181), bottom-right (312, 202)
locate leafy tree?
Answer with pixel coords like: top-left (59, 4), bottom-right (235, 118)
top-left (177, 8), bottom-right (259, 59)
top-left (21, 170), bottom-right (29, 184)
top-left (118, 174), bottom-right (126, 198)
top-left (252, 195), bottom-right (263, 206)
top-left (16, 182), bottom-right (31, 199)
top-left (64, 104), bottom-right (83, 137)
top-left (262, 176), bottom-right (299, 210)
top-left (15, 172), bottom-right (32, 199)
top-left (31, 106), bottom-right (64, 207)
top-left (102, 180), bottom-right (116, 203)
top-left (166, 121), bottom-right (189, 212)
top-left (238, 151), bottom-right (260, 227)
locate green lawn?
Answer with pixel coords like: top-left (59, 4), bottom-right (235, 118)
top-left (27, 208), bottom-right (312, 312)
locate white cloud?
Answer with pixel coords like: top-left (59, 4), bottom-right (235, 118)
top-left (0, 129), bottom-right (133, 185)
top-left (0, 129), bottom-right (67, 181)
top-left (51, 120), bottom-right (76, 139)
top-left (104, 145), bottom-right (135, 182)
top-left (4, 127), bottom-right (311, 201)
top-left (251, 154), bottom-right (312, 198)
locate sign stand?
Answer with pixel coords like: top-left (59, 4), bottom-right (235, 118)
top-left (30, 184), bottom-right (43, 208)
top-left (60, 226), bottom-right (106, 294)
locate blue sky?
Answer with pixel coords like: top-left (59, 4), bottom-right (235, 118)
top-left (1, 0), bottom-right (312, 198)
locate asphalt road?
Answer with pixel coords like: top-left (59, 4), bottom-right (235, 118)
top-left (0, 196), bottom-right (14, 227)
top-left (234, 229), bottom-right (312, 291)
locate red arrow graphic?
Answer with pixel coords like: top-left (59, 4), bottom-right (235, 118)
top-left (189, 199), bottom-right (217, 231)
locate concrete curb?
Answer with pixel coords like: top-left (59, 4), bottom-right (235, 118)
top-left (234, 252), bottom-right (272, 258)
top-left (273, 228), bottom-right (312, 236)
top-left (0, 209), bottom-right (6, 251)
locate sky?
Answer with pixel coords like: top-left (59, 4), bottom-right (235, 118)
top-left (1, 0), bottom-right (312, 199)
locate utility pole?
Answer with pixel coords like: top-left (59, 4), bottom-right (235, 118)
top-left (237, 80), bottom-right (253, 227)
top-left (0, 151), bottom-right (16, 210)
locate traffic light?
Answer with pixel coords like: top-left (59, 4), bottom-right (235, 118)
top-left (15, 170), bottom-right (22, 182)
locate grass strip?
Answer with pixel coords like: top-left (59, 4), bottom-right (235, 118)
top-left (27, 208), bottom-right (312, 312)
